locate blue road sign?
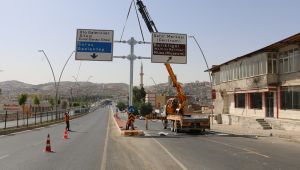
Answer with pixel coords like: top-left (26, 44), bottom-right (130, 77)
top-left (75, 29), bottom-right (114, 61)
top-left (128, 106), bottom-right (135, 113)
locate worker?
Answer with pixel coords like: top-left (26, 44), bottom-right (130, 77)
top-left (126, 112), bottom-right (135, 130)
top-left (64, 111), bottom-right (70, 131)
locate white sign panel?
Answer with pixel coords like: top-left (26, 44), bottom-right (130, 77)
top-left (151, 32), bottom-right (187, 64)
top-left (75, 29), bottom-right (114, 61)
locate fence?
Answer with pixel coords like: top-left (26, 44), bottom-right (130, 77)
top-left (0, 107), bottom-right (90, 129)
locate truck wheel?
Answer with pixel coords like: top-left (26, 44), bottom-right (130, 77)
top-left (171, 121), bottom-right (175, 132)
top-left (174, 121), bottom-right (178, 133)
top-left (163, 120), bottom-right (168, 129)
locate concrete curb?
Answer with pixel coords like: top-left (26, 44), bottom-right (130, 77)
top-left (110, 109), bottom-right (122, 134)
top-left (211, 125), bottom-right (300, 143)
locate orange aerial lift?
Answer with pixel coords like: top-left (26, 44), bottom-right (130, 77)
top-left (136, 0), bottom-right (210, 132)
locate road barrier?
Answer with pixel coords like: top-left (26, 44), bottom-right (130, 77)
top-left (0, 107), bottom-right (91, 130)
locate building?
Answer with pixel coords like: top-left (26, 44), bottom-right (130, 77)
top-left (208, 33), bottom-right (300, 124)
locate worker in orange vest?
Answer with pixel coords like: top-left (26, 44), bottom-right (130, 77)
top-left (126, 112), bottom-right (135, 130)
top-left (64, 111), bottom-right (70, 131)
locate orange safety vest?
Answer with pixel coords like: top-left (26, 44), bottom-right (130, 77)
top-left (64, 114), bottom-right (70, 121)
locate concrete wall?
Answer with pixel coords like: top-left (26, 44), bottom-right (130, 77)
top-left (228, 93), bottom-right (265, 118)
top-left (220, 114), bottom-right (262, 129)
top-left (266, 118), bottom-right (300, 131)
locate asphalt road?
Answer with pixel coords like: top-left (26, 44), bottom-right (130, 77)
top-left (0, 107), bottom-right (109, 170)
top-left (1, 107), bottom-right (300, 170)
top-left (134, 119), bottom-right (300, 170)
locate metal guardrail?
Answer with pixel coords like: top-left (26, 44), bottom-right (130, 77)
top-left (0, 107), bottom-right (91, 129)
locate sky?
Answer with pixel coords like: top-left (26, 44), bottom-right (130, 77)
top-left (0, 0), bottom-right (299, 86)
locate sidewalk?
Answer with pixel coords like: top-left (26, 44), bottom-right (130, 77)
top-left (211, 123), bottom-right (300, 143)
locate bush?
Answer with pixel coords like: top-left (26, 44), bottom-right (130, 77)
top-left (140, 103), bottom-right (153, 116)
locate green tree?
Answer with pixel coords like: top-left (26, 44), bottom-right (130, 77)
top-left (33, 95), bottom-right (40, 112)
top-left (133, 87), bottom-right (146, 103)
top-left (49, 98), bottom-right (55, 110)
top-left (140, 102), bottom-right (153, 116)
top-left (61, 100), bottom-right (68, 109)
top-left (116, 101), bottom-right (126, 111)
top-left (132, 86), bottom-right (148, 115)
top-left (140, 87), bottom-right (146, 102)
top-left (18, 93), bottom-right (28, 114)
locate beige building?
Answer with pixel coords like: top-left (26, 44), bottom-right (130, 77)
top-left (209, 33), bottom-right (300, 122)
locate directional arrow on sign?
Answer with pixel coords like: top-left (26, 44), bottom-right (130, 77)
top-left (91, 53), bottom-right (98, 59)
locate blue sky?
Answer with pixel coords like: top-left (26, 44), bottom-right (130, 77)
top-left (0, 0), bottom-right (299, 86)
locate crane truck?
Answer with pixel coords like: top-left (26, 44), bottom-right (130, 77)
top-left (136, 0), bottom-right (210, 132)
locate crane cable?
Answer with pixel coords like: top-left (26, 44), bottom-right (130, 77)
top-left (119, 0), bottom-right (145, 42)
top-left (133, 0), bottom-right (145, 42)
top-left (119, 0), bottom-right (134, 41)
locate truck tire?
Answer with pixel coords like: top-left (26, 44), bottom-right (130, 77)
top-left (171, 120), bottom-right (175, 132)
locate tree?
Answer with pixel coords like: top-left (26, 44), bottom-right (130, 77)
top-left (140, 102), bottom-right (153, 116)
top-left (33, 95), bottom-right (40, 112)
top-left (140, 87), bottom-right (146, 102)
top-left (116, 101), bottom-right (126, 111)
top-left (49, 98), bottom-right (55, 110)
top-left (18, 93), bottom-right (28, 114)
top-left (60, 100), bottom-right (68, 109)
top-left (132, 86), bottom-right (148, 115)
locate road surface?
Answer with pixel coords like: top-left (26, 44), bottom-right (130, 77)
top-left (1, 107), bottom-right (300, 170)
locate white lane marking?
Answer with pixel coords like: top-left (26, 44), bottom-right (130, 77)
top-left (152, 138), bottom-right (188, 170)
top-left (0, 154), bottom-right (9, 160)
top-left (204, 138), bottom-right (270, 158)
top-left (100, 108), bottom-right (111, 170)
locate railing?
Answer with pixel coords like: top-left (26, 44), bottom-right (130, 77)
top-left (0, 107), bottom-right (91, 130)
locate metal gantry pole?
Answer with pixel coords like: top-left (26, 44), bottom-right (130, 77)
top-left (114, 37), bottom-right (150, 106)
top-left (128, 37), bottom-right (137, 106)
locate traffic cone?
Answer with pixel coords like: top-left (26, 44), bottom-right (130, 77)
top-left (63, 128), bottom-right (69, 139)
top-left (45, 134), bottom-right (52, 152)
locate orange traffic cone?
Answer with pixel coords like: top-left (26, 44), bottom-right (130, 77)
top-left (45, 134), bottom-right (52, 152)
top-left (63, 128), bottom-right (69, 139)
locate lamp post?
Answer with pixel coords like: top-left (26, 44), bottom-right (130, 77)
top-left (87, 76), bottom-right (93, 82)
top-left (39, 50), bottom-right (75, 120)
top-left (188, 35), bottom-right (214, 125)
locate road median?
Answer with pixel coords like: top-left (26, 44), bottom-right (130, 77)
top-left (112, 111), bottom-right (144, 136)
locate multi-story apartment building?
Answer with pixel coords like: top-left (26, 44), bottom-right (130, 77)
top-left (209, 33), bottom-right (300, 121)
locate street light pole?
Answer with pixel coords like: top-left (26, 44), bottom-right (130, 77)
top-left (38, 50), bottom-right (58, 119)
top-left (188, 35), bottom-right (214, 125)
top-left (87, 76), bottom-right (93, 82)
top-left (39, 50), bottom-right (75, 120)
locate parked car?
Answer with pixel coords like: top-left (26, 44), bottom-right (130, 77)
top-left (139, 116), bottom-right (145, 120)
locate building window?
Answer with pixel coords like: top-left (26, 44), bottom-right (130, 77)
top-left (250, 93), bottom-right (262, 109)
top-left (268, 53), bottom-right (277, 74)
top-left (235, 93), bottom-right (245, 108)
top-left (279, 48), bottom-right (299, 74)
top-left (281, 86), bottom-right (300, 110)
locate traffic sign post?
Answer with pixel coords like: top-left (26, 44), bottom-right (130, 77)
top-left (151, 32), bottom-right (187, 64)
top-left (75, 29), bottom-right (114, 61)
top-left (128, 106), bottom-right (135, 113)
